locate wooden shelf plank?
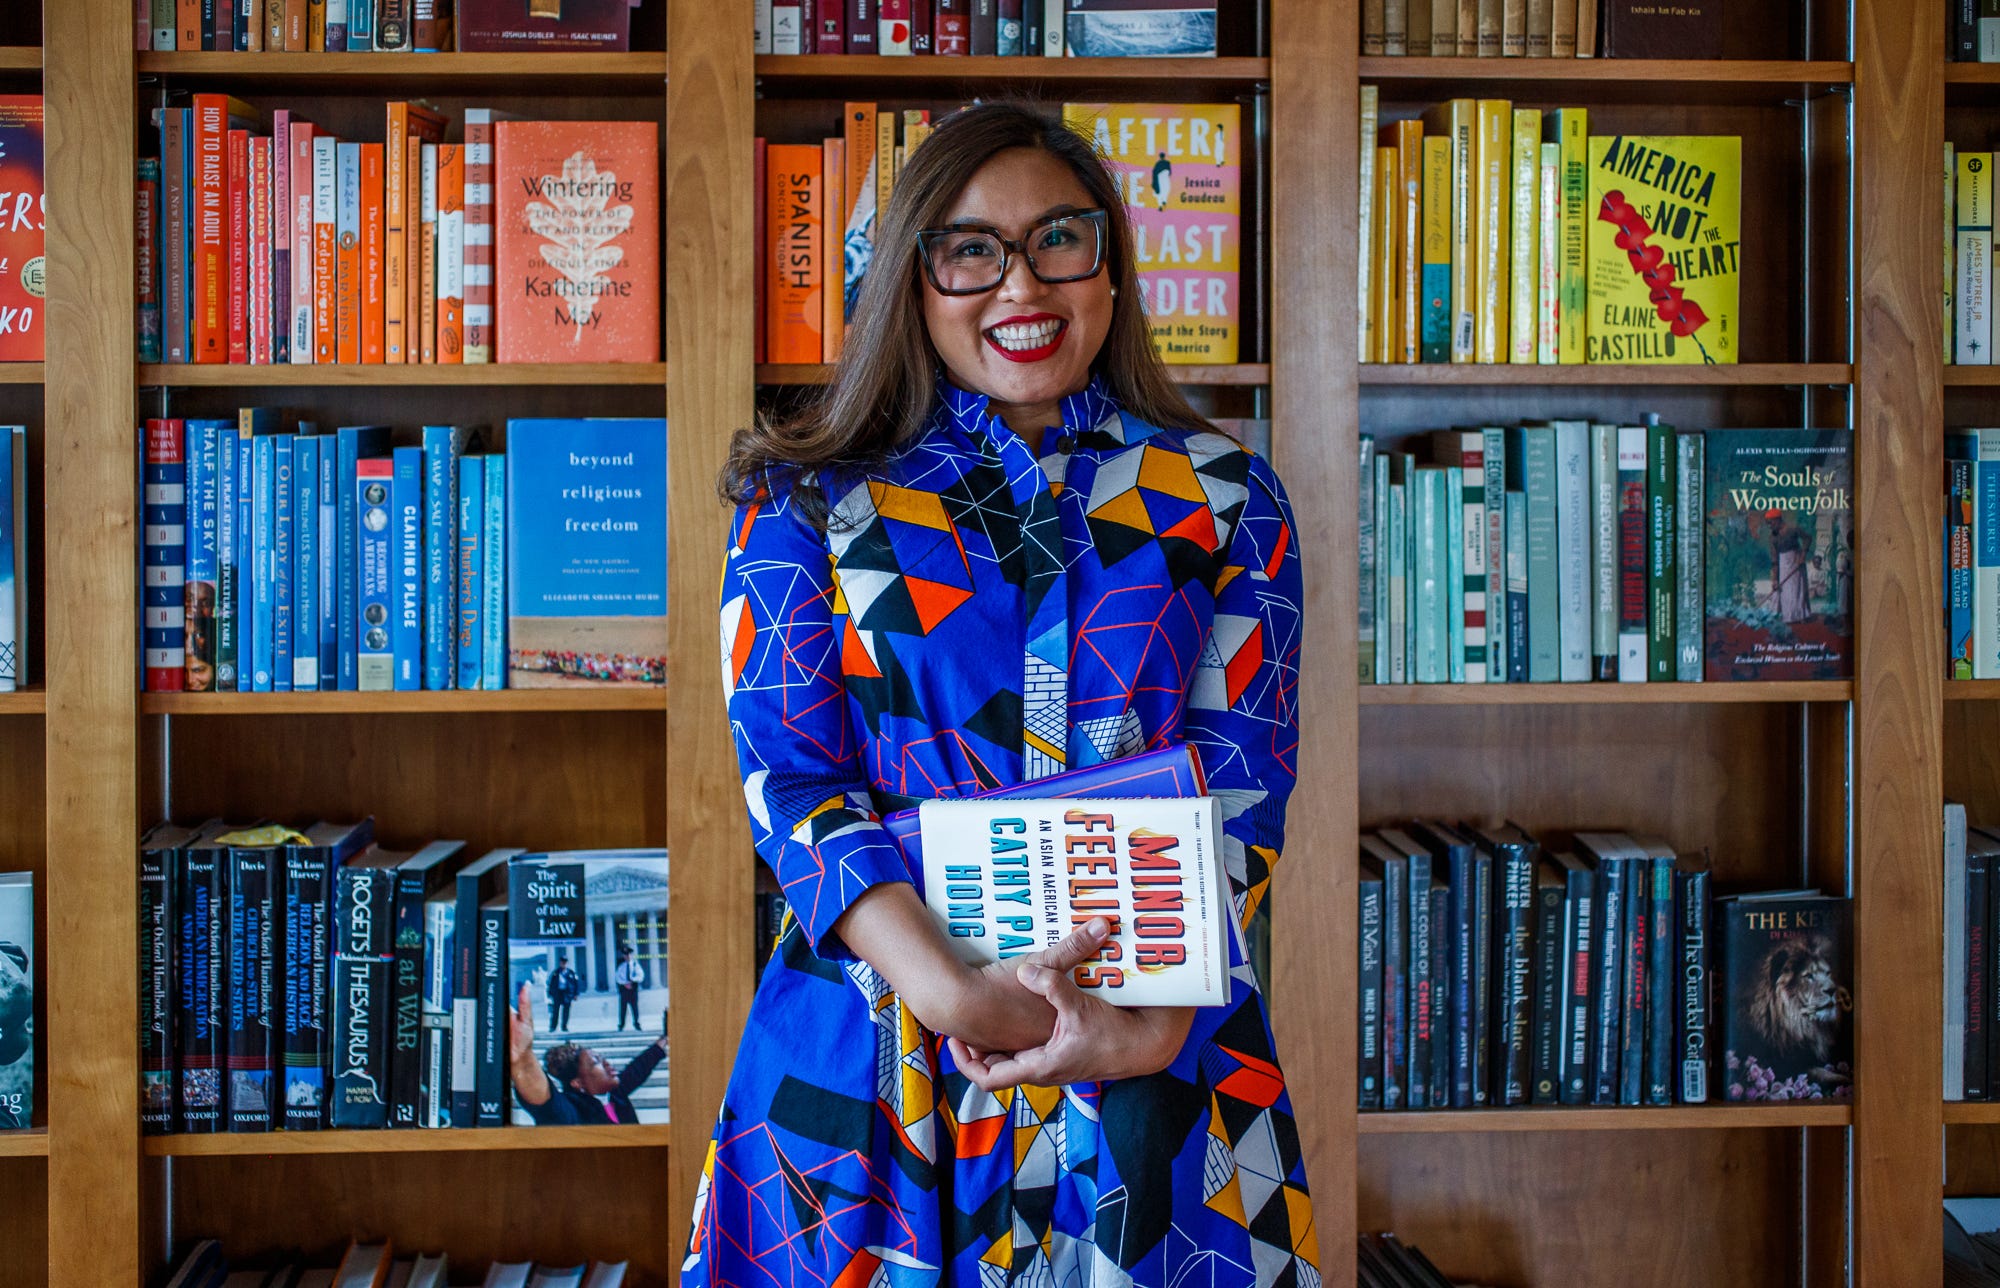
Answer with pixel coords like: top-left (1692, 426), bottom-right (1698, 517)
top-left (141, 688), bottom-right (666, 715)
top-left (1944, 365), bottom-right (2000, 386)
top-left (754, 54), bottom-right (1268, 96)
top-left (0, 687), bottom-right (44, 715)
top-left (1944, 1102), bottom-right (2000, 1124)
top-left (1359, 362), bottom-right (1851, 386)
top-left (1359, 1105), bottom-right (1852, 1133)
top-left (135, 50), bottom-right (666, 91)
top-left (0, 49), bottom-right (37, 73)
top-left (0, 362), bottom-right (41, 382)
top-left (757, 362), bottom-right (1269, 386)
top-left (0, 1128), bottom-right (47, 1156)
top-left (143, 1124), bottom-right (670, 1155)
top-left (1946, 680), bottom-right (2000, 701)
top-left (1359, 680), bottom-right (1852, 706)
top-left (138, 362), bottom-right (665, 387)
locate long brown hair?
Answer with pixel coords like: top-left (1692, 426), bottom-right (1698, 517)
top-left (719, 100), bottom-right (1215, 523)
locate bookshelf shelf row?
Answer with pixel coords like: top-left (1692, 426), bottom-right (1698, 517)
top-left (138, 689), bottom-right (669, 715)
top-left (1357, 56), bottom-right (1854, 106)
top-left (1357, 1105), bottom-right (1853, 1133)
top-left (0, 688), bottom-right (42, 715)
top-left (1944, 366), bottom-right (2000, 386)
top-left (141, 1125), bottom-right (671, 1156)
top-left (0, 1129), bottom-right (46, 1158)
top-left (1945, 1103), bottom-right (2000, 1125)
top-left (0, 362), bottom-right (40, 383)
top-left (1355, 362), bottom-right (1851, 386)
top-left (0, 49), bottom-right (34, 73)
top-left (752, 53), bottom-right (1270, 96)
top-left (1356, 680), bottom-right (1852, 706)
top-left (755, 362), bottom-right (1270, 386)
top-left (134, 50), bottom-right (668, 92)
top-left (137, 363), bottom-right (667, 388)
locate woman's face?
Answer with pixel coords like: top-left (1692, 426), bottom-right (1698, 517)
top-left (920, 146), bottom-right (1116, 427)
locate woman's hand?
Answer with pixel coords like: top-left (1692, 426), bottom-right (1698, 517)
top-left (928, 918), bottom-right (1115, 1054)
top-left (947, 959), bottom-right (1196, 1091)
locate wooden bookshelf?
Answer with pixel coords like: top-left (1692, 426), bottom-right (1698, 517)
top-left (1358, 56), bottom-right (1854, 105)
top-left (0, 1129), bottom-right (46, 1157)
top-left (0, 364), bottom-right (42, 383)
top-left (139, 688), bottom-right (668, 715)
top-left (1356, 680), bottom-right (1853, 705)
top-left (1358, 1105), bottom-right (1854, 1133)
top-left (143, 1125), bottom-right (670, 1155)
top-left (0, 49), bottom-right (36, 73)
top-left (138, 362), bottom-right (667, 387)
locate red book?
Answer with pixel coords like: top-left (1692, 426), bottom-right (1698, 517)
top-left (764, 143), bottom-right (823, 365)
top-left (249, 136), bottom-right (272, 365)
top-left (879, 0), bottom-right (912, 50)
top-left (226, 127), bottom-right (249, 364)
top-left (0, 98), bottom-right (43, 363)
top-left (816, 0), bottom-right (846, 50)
top-left (190, 94), bottom-right (246, 364)
top-left (909, 0), bottom-right (932, 51)
top-left (846, 0), bottom-right (876, 50)
top-left (935, 0), bottom-right (969, 53)
top-left (359, 143), bottom-right (385, 364)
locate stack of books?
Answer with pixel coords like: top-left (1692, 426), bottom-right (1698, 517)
top-left (160, 1240), bottom-right (630, 1288)
top-left (755, 0), bottom-right (1219, 56)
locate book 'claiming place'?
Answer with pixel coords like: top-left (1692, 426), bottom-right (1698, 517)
top-left (919, 795), bottom-right (1232, 1007)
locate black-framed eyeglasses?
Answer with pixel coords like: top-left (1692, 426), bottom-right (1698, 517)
top-left (915, 208), bottom-right (1109, 296)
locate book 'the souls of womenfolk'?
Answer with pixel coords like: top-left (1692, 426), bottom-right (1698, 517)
top-left (919, 796), bottom-right (1232, 1007)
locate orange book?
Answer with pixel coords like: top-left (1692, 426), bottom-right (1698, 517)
top-left (404, 134), bottom-right (420, 362)
top-left (436, 143), bottom-right (465, 363)
top-left (311, 134), bottom-right (337, 364)
top-left (494, 120), bottom-right (661, 364)
top-left (384, 103), bottom-right (446, 364)
top-left (335, 142), bottom-right (361, 365)
top-left (764, 143), bottom-right (823, 365)
top-left (359, 143), bottom-right (385, 363)
top-left (821, 138), bottom-right (844, 363)
top-left (419, 142), bottom-right (437, 364)
top-left (179, 0), bottom-right (199, 48)
top-left (1392, 119), bottom-right (1424, 365)
top-left (285, 0), bottom-right (307, 50)
top-left (841, 102), bottom-right (876, 327)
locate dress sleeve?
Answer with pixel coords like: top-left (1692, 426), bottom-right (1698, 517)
top-left (719, 484), bottom-right (915, 959)
top-left (1179, 449), bottom-right (1304, 936)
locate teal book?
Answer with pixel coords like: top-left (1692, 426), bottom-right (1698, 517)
top-left (1413, 466), bottom-right (1447, 683)
top-left (1647, 419), bottom-right (1678, 682)
top-left (1445, 465), bottom-right (1466, 683)
top-left (1387, 471), bottom-right (1408, 684)
top-left (1481, 427), bottom-right (1507, 683)
top-left (1373, 448), bottom-right (1391, 684)
top-left (1511, 426), bottom-right (1559, 683)
top-left (1675, 432), bottom-right (1705, 682)
top-left (1397, 452), bottom-right (1417, 680)
top-left (1359, 435), bottom-right (1377, 684)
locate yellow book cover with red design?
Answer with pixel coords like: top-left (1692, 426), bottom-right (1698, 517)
top-left (1586, 135), bottom-right (1740, 364)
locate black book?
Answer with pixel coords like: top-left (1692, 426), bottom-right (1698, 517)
top-left (1384, 1235), bottom-right (1456, 1288)
top-left (1574, 832), bottom-right (1640, 1105)
top-left (176, 826), bottom-right (238, 1133)
top-left (1379, 827), bottom-right (1436, 1109)
top-left (970, 0), bottom-right (997, 53)
top-left (1618, 847), bottom-right (1650, 1106)
top-left (140, 821), bottom-right (202, 1135)
top-left (451, 848), bottom-right (517, 1127)
top-left (330, 845), bottom-right (404, 1129)
top-left (475, 888), bottom-right (510, 1126)
top-left (225, 837), bottom-right (282, 1131)
top-left (1472, 822), bottom-right (1538, 1106)
top-left (1361, 835), bottom-right (1408, 1109)
top-left (1717, 892), bottom-right (1853, 1101)
top-left (1426, 882), bottom-right (1452, 1107)
top-left (1551, 851), bottom-right (1596, 1105)
top-left (1358, 854), bottom-right (1384, 1109)
top-left (1023, 0), bottom-right (1042, 54)
top-left (1971, 827), bottom-right (1995, 1100)
top-left (1675, 853), bottom-right (1712, 1103)
top-left (1959, 0), bottom-right (1978, 60)
top-left (281, 820), bottom-right (373, 1131)
top-left (1413, 822), bottom-right (1487, 1107)
top-left (386, 840), bottom-right (466, 1128)
top-left (1528, 857), bottom-right (1566, 1105)
top-left (1636, 836), bottom-right (1678, 1106)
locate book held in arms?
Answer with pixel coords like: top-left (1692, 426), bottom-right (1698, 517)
top-left (507, 849), bottom-right (670, 1127)
top-left (1585, 135), bottom-right (1740, 364)
top-left (0, 96), bottom-right (43, 363)
top-left (1062, 103), bottom-right (1240, 364)
top-left (0, 871), bottom-right (28, 1130)
top-left (1716, 891), bottom-right (1852, 1101)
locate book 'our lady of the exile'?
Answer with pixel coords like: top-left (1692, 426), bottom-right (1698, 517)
top-left (919, 796), bottom-right (1232, 1007)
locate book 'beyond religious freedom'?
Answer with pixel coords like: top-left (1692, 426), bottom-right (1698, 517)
top-left (1062, 103), bottom-right (1239, 365)
top-left (0, 871), bottom-right (29, 1130)
top-left (506, 849), bottom-right (670, 1127)
top-left (0, 98), bottom-right (42, 363)
top-left (919, 796), bottom-right (1233, 1007)
top-left (1701, 430), bottom-right (1853, 681)
top-left (1599, 0), bottom-right (1722, 57)
top-left (1716, 892), bottom-right (1853, 1101)
top-left (1585, 135), bottom-right (1740, 364)
top-left (456, 0), bottom-right (634, 50)
top-left (493, 120), bottom-right (659, 364)
top-left (504, 418), bottom-right (667, 688)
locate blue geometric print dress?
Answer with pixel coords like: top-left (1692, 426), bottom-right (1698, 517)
top-left (690, 375), bottom-right (1318, 1288)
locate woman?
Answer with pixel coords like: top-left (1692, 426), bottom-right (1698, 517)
top-left (693, 103), bottom-right (1314, 1288)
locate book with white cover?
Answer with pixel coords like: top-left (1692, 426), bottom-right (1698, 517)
top-left (919, 796), bottom-right (1232, 1007)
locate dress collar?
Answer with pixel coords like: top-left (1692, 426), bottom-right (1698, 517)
top-left (929, 371), bottom-right (1144, 449)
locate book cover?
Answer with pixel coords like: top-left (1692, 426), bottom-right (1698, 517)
top-left (1430, 430), bottom-right (1488, 683)
top-left (0, 872), bottom-right (26, 1130)
top-left (141, 822), bottom-right (200, 1133)
top-left (226, 128), bottom-right (247, 363)
top-left (1717, 893), bottom-right (1853, 1101)
top-left (335, 142), bottom-right (361, 365)
top-left (250, 433), bottom-right (273, 690)
top-left (458, 0), bottom-right (633, 48)
top-left (329, 846), bottom-right (401, 1128)
top-left (224, 835), bottom-right (282, 1130)
top-left (451, 849), bottom-right (517, 1129)
top-left (1537, 141), bottom-right (1559, 364)
top-left (437, 144), bottom-right (464, 363)
top-left (191, 95), bottom-right (252, 364)
top-left (1590, 422), bottom-right (1617, 676)
top-left (494, 120), bottom-right (660, 364)
top-left (1372, 146), bottom-right (1396, 365)
top-left (1675, 431), bottom-right (1705, 681)
top-left (231, 423), bottom-right (256, 690)
top-left (1064, 1), bottom-right (1216, 55)
top-left (1523, 854), bottom-right (1563, 1103)
top-left (481, 454), bottom-right (506, 688)
top-left (1586, 135), bottom-right (1740, 364)
top-left (317, 438), bottom-right (337, 685)
top-left (1616, 424), bottom-right (1647, 681)
top-left (766, 143), bottom-right (823, 365)
top-left (157, 106), bottom-right (191, 364)
top-left (355, 457), bottom-right (394, 691)
top-left (420, 882), bottom-right (454, 1127)
top-left (1950, 444), bottom-right (1975, 678)
top-left (359, 143), bottom-right (384, 364)
top-left (1358, 857), bottom-right (1382, 1108)
top-left (1508, 107), bottom-right (1539, 364)
top-left (1961, 151), bottom-right (1992, 365)
top-left (311, 133), bottom-right (336, 364)
top-left (282, 819), bottom-right (373, 1131)
top-left (287, 118), bottom-right (314, 365)
top-left (463, 109), bottom-right (505, 364)
top-left (1358, 436), bottom-right (1375, 682)
top-left (1573, 833), bottom-right (1638, 1104)
top-left (919, 796), bottom-right (1232, 1007)
top-left (1676, 853), bottom-right (1711, 1102)
top-left (139, 156), bottom-right (160, 363)
top-left (392, 445), bottom-right (423, 690)
top-left (1419, 133), bottom-right (1451, 363)
top-left (1473, 822), bottom-right (1537, 1106)
top-left (1426, 880), bottom-right (1451, 1105)
top-left (387, 840), bottom-right (465, 1127)
top-left (1377, 829), bottom-right (1435, 1107)
top-left (1557, 852), bottom-right (1595, 1104)
top-left (1377, 834), bottom-right (1407, 1108)
top-left (821, 138), bottom-right (844, 362)
top-left (1646, 419), bottom-right (1676, 682)
top-left (1504, 487), bottom-right (1527, 681)
top-left (1600, 0), bottom-right (1721, 56)
top-left (505, 419), bottom-right (667, 688)
top-left (1481, 427), bottom-right (1506, 681)
top-left (1554, 420), bottom-right (1590, 681)
top-left (457, 454), bottom-right (484, 691)
top-left (144, 417), bottom-right (187, 692)
top-left (1635, 837), bottom-right (1676, 1105)
top-left (506, 850), bottom-right (671, 1126)
top-left (1702, 430), bottom-right (1853, 681)
top-left (1547, 108), bottom-right (1588, 365)
top-left (1062, 103), bottom-right (1240, 364)
top-left (476, 891), bottom-right (508, 1125)
top-left (1970, 429), bottom-right (2000, 679)
top-left (1473, 100), bottom-right (1510, 364)
top-left (249, 136), bottom-right (272, 364)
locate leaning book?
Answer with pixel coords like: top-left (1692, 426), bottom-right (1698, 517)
top-left (1716, 892), bottom-right (1852, 1102)
top-left (1585, 135), bottom-right (1740, 364)
top-left (0, 871), bottom-right (29, 1129)
top-left (919, 796), bottom-right (1232, 1007)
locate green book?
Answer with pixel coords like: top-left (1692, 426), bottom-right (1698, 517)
top-left (1374, 447), bottom-right (1392, 684)
top-left (1647, 419), bottom-right (1678, 682)
top-left (1388, 472), bottom-right (1408, 684)
top-left (1360, 435), bottom-right (1377, 683)
top-left (1413, 466), bottom-right (1448, 683)
top-left (1675, 431), bottom-right (1705, 682)
top-left (1510, 426), bottom-right (1559, 683)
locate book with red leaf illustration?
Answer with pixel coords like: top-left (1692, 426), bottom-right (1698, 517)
top-left (1585, 135), bottom-right (1739, 365)
top-left (494, 121), bottom-right (659, 364)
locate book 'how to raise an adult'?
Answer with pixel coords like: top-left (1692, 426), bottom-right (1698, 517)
top-left (919, 796), bottom-right (1232, 1007)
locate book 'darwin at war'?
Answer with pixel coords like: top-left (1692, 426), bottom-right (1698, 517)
top-left (919, 796), bottom-right (1233, 1007)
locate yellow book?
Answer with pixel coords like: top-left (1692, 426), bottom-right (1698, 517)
top-left (1508, 106), bottom-right (1540, 364)
top-left (1420, 98), bottom-right (1475, 362)
top-left (1358, 86), bottom-right (1379, 363)
top-left (1375, 146), bottom-right (1398, 364)
top-left (1419, 134), bottom-right (1452, 363)
top-left (1546, 107), bottom-right (1589, 364)
top-left (1394, 120), bottom-right (1424, 364)
top-left (1474, 99), bottom-right (1512, 364)
top-left (1586, 134), bottom-right (1741, 364)
top-left (876, 111), bottom-right (897, 235)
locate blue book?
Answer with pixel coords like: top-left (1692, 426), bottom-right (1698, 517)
top-left (335, 426), bottom-right (391, 689)
top-left (272, 435), bottom-right (295, 693)
top-left (318, 443), bottom-right (338, 687)
top-left (392, 445), bottom-right (423, 691)
top-left (481, 455), bottom-right (505, 689)
top-left (183, 420), bottom-right (221, 693)
top-left (421, 426), bottom-right (472, 690)
top-left (348, 0), bottom-right (375, 48)
top-left (232, 430), bottom-right (254, 690)
top-left (293, 436), bottom-right (320, 691)
top-left (456, 455), bottom-right (484, 691)
top-left (215, 428), bottom-right (239, 690)
top-left (251, 434), bottom-right (275, 692)
top-left (357, 458), bottom-right (395, 691)
top-left (504, 419), bottom-right (669, 689)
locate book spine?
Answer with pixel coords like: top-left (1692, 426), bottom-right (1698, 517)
top-left (356, 457), bottom-right (394, 691)
top-left (286, 0), bottom-right (306, 48)
top-left (180, 0), bottom-right (200, 51)
top-left (880, 0), bottom-right (914, 51)
top-left (143, 420), bottom-right (186, 691)
top-left (1616, 426), bottom-right (1648, 681)
top-left (450, 875), bottom-right (479, 1128)
top-left (1450, 850), bottom-right (1475, 1106)
top-left (1473, 100), bottom-right (1510, 362)
top-left (232, 430), bottom-right (253, 690)
top-left (404, 131), bottom-right (421, 363)
top-left (386, 871), bottom-right (429, 1127)
top-left (1041, 0), bottom-right (1061, 53)
top-left (413, 0), bottom-right (451, 50)
top-left (1500, 0), bottom-right (1523, 54)
top-left (1974, 846), bottom-right (1990, 1099)
top-left (773, 0), bottom-right (801, 51)
top-left (391, 445), bottom-right (423, 690)
top-left (385, 106), bottom-right (408, 363)
top-left (1419, 135), bottom-right (1451, 363)
top-left (1675, 433), bottom-right (1704, 682)
top-left (250, 434), bottom-right (273, 691)
top-left (1646, 855), bottom-right (1675, 1105)
top-left (1446, 102), bottom-right (1475, 362)
top-left (1953, 453), bottom-right (1976, 679)
top-left (1590, 423), bottom-right (1618, 678)
top-left (1359, 438), bottom-right (1376, 683)
top-left (1551, 0), bottom-right (1576, 54)
top-left (1374, 452), bottom-right (1392, 684)
top-left (1412, 468), bottom-right (1445, 683)
top-left (1526, 0), bottom-right (1550, 56)
top-left (177, 847), bottom-right (227, 1131)
top-left (1357, 87), bottom-right (1376, 364)
top-left (360, 144), bottom-right (385, 364)
top-left (161, 109), bottom-right (189, 364)
top-left (137, 158), bottom-right (162, 363)
top-left (1381, 857), bottom-right (1406, 1109)
top-left (1959, 151), bottom-right (1992, 365)
top-left (1387, 476), bottom-right (1406, 684)
top-left (422, 426), bottom-right (461, 690)
top-left (225, 128), bottom-right (248, 363)
top-left (463, 112), bottom-right (496, 364)
top-left (1448, 434), bottom-right (1487, 684)
top-left (935, 0), bottom-right (967, 51)
top-left (348, 0), bottom-right (372, 48)
top-left (293, 436), bottom-right (319, 690)
top-left (1676, 865), bottom-right (1711, 1103)
top-left (820, 0), bottom-right (848, 50)
top-left (250, 137), bottom-right (273, 365)
top-left (1524, 428), bottom-right (1558, 683)
top-left (1646, 421), bottom-right (1677, 683)
top-left (1590, 857), bottom-right (1625, 1104)
top-left (1427, 883), bottom-right (1452, 1106)
top-left (1505, 489), bottom-right (1528, 682)
top-left (1358, 872), bottom-right (1383, 1109)
top-left (1618, 858), bottom-right (1648, 1105)
top-left (1555, 108), bottom-right (1588, 364)
top-left (271, 435), bottom-right (293, 693)
top-left (335, 143), bottom-right (360, 365)
top-left (437, 144), bottom-right (464, 363)
top-left (1981, 432), bottom-right (2000, 679)
top-left (329, 871), bottom-right (392, 1129)
top-left (154, 0), bottom-right (177, 47)
top-left (1496, 846), bottom-right (1535, 1105)
top-left (1444, 462), bottom-right (1465, 682)
top-left (1507, 108), bottom-right (1538, 364)
top-left (846, 0), bottom-right (876, 50)
top-left (1988, 850), bottom-right (2000, 1092)
top-left (183, 420), bottom-right (218, 692)
top-left (420, 897), bottom-right (454, 1128)
top-left (335, 430), bottom-right (359, 689)
top-left (970, 0), bottom-right (996, 52)
top-left (318, 443), bottom-right (337, 686)
top-left (140, 845), bottom-right (176, 1133)
top-left (1529, 879), bottom-right (1564, 1104)
top-left (289, 122), bottom-right (314, 365)
top-left (1537, 141), bottom-right (1559, 364)
top-left (1021, 0), bottom-right (1038, 54)
top-left (1554, 422), bottom-right (1590, 682)
top-left (312, 135), bottom-right (336, 365)
top-left (225, 849), bottom-right (276, 1131)
top-left (1406, 855), bottom-right (1433, 1108)
top-left (325, 0), bottom-right (346, 47)
top-left (1363, 0), bottom-right (1385, 53)
top-left (1384, 0), bottom-right (1406, 54)
top-left (475, 897), bottom-right (508, 1125)
top-left (456, 455), bottom-right (484, 691)
top-left (420, 143), bottom-right (437, 364)
top-left (192, 96), bottom-right (229, 363)
top-left (1469, 853), bottom-right (1493, 1106)
top-left (1560, 868), bottom-right (1594, 1104)
top-left (1949, 143), bottom-right (1960, 360)
top-left (481, 456), bottom-right (505, 689)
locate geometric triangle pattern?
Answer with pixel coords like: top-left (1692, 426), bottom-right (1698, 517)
top-left (692, 375), bottom-right (1311, 1288)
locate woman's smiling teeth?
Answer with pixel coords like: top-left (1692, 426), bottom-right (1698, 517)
top-left (986, 318), bottom-right (1065, 352)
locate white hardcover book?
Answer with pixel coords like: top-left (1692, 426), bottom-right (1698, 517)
top-left (1616, 425), bottom-right (1648, 682)
top-left (1538, 141), bottom-right (1560, 364)
top-left (1589, 422), bottom-right (1618, 677)
top-left (772, 2), bottom-right (803, 53)
top-left (1554, 420), bottom-right (1591, 682)
top-left (753, 0), bottom-right (773, 52)
top-left (1983, 15), bottom-right (2000, 60)
top-left (1357, 87), bottom-right (1378, 364)
top-left (919, 796), bottom-right (1233, 1007)
top-left (1947, 800), bottom-right (1968, 1102)
top-left (1045, 0), bottom-right (1065, 53)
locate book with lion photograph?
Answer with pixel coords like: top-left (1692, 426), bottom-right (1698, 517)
top-left (1716, 892), bottom-right (1852, 1102)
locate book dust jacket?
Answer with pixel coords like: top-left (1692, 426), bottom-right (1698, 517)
top-left (1586, 135), bottom-right (1739, 364)
top-left (1702, 430), bottom-right (1852, 681)
top-left (1063, 103), bottom-right (1239, 364)
top-left (1718, 894), bottom-right (1852, 1102)
top-left (0, 872), bottom-right (28, 1129)
top-left (0, 97), bottom-right (42, 363)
